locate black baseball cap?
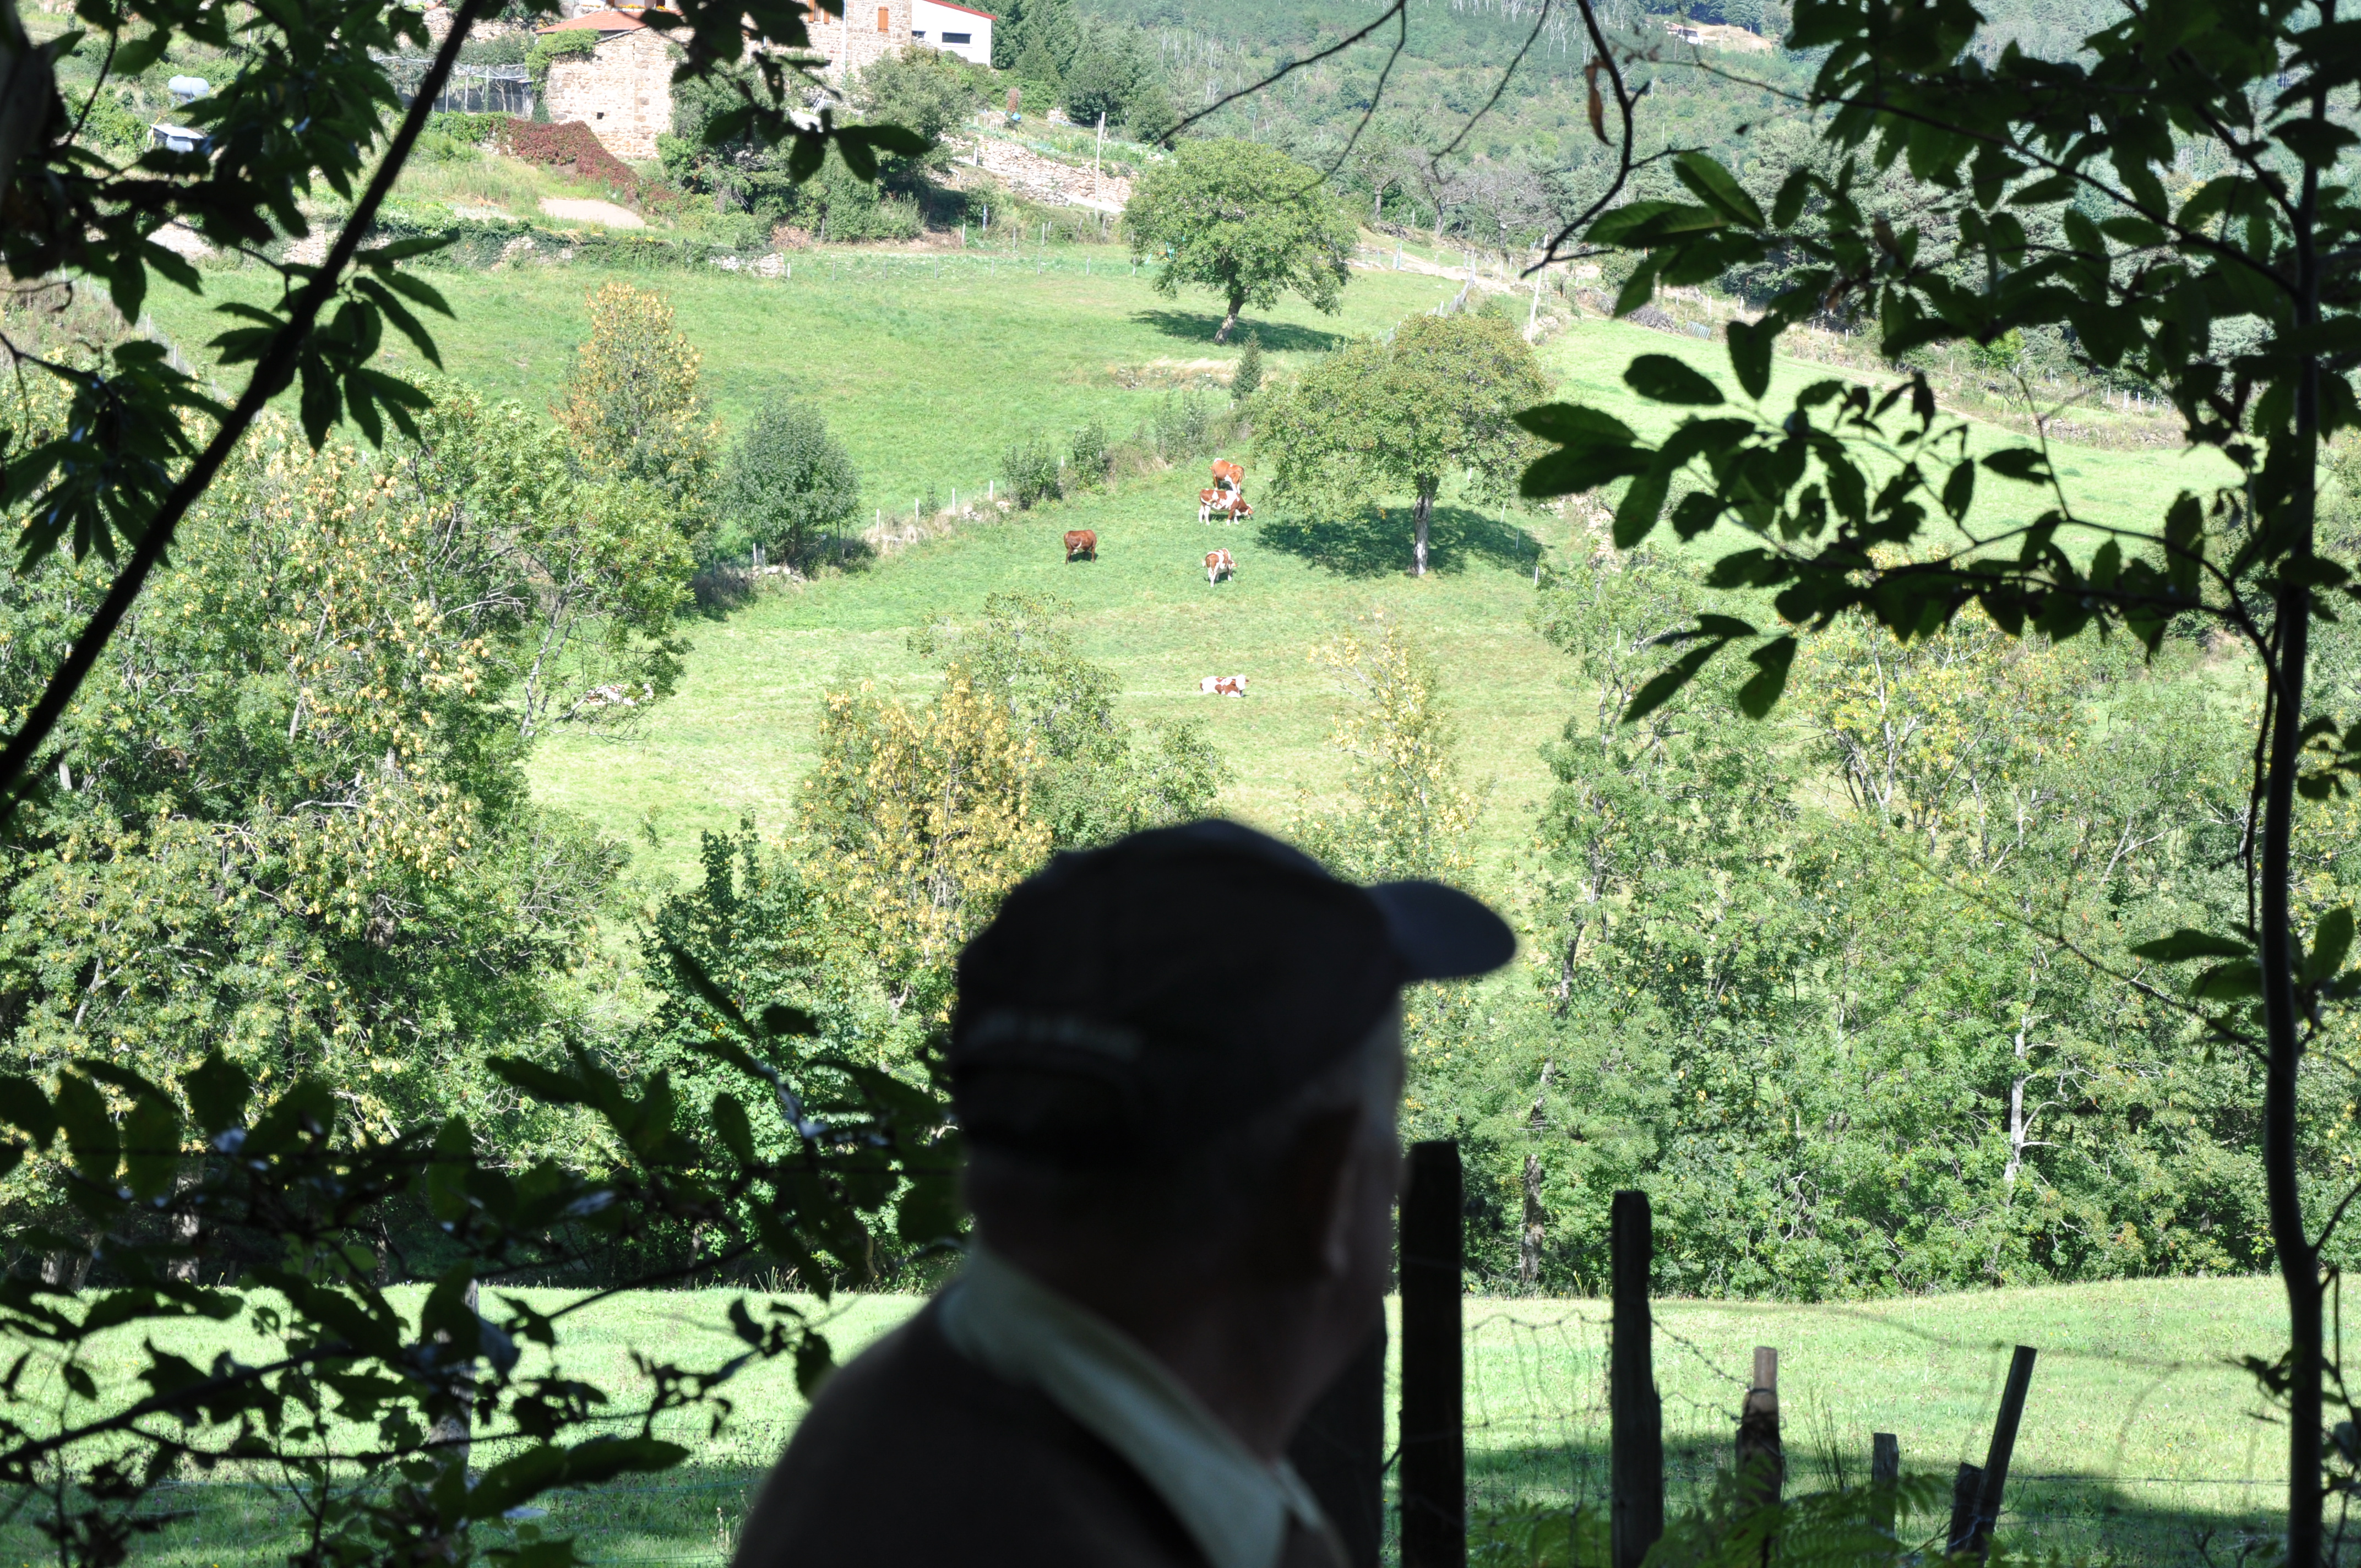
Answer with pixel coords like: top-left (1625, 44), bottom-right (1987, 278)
top-left (950, 820), bottom-right (1515, 1168)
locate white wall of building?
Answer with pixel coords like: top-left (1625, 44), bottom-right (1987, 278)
top-left (910, 0), bottom-right (991, 66)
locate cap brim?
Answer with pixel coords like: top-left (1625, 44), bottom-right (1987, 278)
top-left (1368, 880), bottom-right (1516, 982)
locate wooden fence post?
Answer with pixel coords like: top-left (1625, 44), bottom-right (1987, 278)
top-left (1609, 1190), bottom-right (1663, 1568)
top-left (1945, 1463), bottom-right (1983, 1554)
top-left (1400, 1140), bottom-right (1464, 1568)
top-left (1960, 1346), bottom-right (2037, 1561)
top-left (1869, 1432), bottom-right (1900, 1537)
top-left (1288, 1321), bottom-right (1385, 1568)
top-left (1736, 1346), bottom-right (1782, 1512)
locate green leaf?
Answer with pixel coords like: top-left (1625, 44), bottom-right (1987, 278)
top-left (1726, 319), bottom-right (1775, 400)
top-left (110, 29), bottom-right (171, 75)
top-left (1941, 459), bottom-right (1975, 521)
top-left (182, 1053), bottom-right (251, 1137)
top-left (2130, 928), bottom-right (2250, 962)
top-left (1515, 403), bottom-right (1636, 445)
top-left (1624, 355), bottom-right (1725, 406)
top-left (1623, 640), bottom-right (1726, 726)
top-left (55, 1073), bottom-right (117, 1186)
top-left (760, 1003), bottom-right (818, 1039)
top-left (123, 1095), bottom-right (180, 1202)
top-left (488, 1058), bottom-right (595, 1108)
top-left (2191, 960), bottom-right (2262, 1001)
top-left (1982, 448), bottom-right (2049, 483)
top-left (1771, 168), bottom-right (1811, 228)
top-left (2308, 907), bottom-right (2355, 984)
top-left (1611, 467), bottom-right (1669, 549)
top-left (1673, 152), bottom-right (1766, 228)
top-left (1737, 636), bottom-right (1797, 718)
top-left (1520, 442), bottom-right (1651, 499)
top-left (712, 1093), bottom-right (755, 1165)
top-left (0, 1076), bottom-right (57, 1150)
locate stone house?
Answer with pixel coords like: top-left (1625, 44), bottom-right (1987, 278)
top-left (537, 9), bottom-right (675, 161)
top-left (800, 0), bottom-right (914, 80)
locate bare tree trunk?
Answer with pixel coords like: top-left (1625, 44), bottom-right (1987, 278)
top-left (167, 1171), bottom-right (199, 1283)
top-left (428, 1278), bottom-right (481, 1469)
top-left (1216, 287), bottom-right (1244, 344)
top-left (1412, 480), bottom-right (1435, 576)
top-left (1519, 1153), bottom-right (1545, 1288)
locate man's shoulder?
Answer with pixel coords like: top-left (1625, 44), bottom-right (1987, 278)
top-left (732, 1303), bottom-right (1206, 1568)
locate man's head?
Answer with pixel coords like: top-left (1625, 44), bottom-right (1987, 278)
top-left (948, 821), bottom-right (1511, 1435)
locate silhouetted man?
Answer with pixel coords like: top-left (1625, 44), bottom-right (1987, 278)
top-left (732, 820), bottom-right (1513, 1568)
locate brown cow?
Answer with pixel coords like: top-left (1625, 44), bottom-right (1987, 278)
top-left (1064, 529), bottom-right (1097, 562)
top-left (1210, 458), bottom-right (1245, 492)
top-left (1205, 548), bottom-right (1234, 585)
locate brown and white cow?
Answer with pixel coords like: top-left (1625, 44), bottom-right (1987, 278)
top-left (1204, 547), bottom-right (1235, 585)
top-left (1197, 673), bottom-right (1247, 696)
top-left (1064, 529), bottom-right (1097, 562)
top-left (1197, 490), bottom-right (1253, 524)
top-left (1210, 458), bottom-right (1244, 493)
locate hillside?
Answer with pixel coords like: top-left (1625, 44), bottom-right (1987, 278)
top-left (145, 251), bottom-right (2214, 882)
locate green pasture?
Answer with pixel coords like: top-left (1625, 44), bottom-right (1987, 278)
top-left (10, 1277), bottom-right (2286, 1566)
top-left (144, 251), bottom-right (1465, 510)
top-left (138, 249), bottom-right (2228, 885)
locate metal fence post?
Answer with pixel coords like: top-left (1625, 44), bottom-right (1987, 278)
top-left (1400, 1139), bottom-right (1464, 1568)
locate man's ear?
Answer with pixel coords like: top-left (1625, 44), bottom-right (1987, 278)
top-left (1258, 1106), bottom-right (1362, 1282)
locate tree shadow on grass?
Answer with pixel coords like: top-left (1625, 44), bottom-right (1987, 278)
top-left (1131, 309), bottom-right (1350, 353)
top-left (1252, 503), bottom-right (1539, 579)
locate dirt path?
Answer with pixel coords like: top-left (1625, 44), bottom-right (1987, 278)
top-left (537, 198), bottom-right (643, 228)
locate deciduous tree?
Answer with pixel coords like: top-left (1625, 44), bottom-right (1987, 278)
top-left (1258, 312), bottom-right (1548, 575)
top-left (1123, 138), bottom-right (1357, 342)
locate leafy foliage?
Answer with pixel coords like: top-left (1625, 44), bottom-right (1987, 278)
top-left (716, 399), bottom-right (863, 569)
top-left (1123, 138), bottom-right (1358, 342)
top-left (552, 282), bottom-right (721, 511)
top-left (1506, 0), bottom-right (2361, 1545)
top-left (1258, 312), bottom-right (1549, 575)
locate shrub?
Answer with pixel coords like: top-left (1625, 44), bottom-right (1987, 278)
top-left (1000, 436), bottom-right (1063, 509)
top-left (500, 117), bottom-right (649, 200)
top-left (1066, 418), bottom-right (1109, 489)
top-left (716, 399), bottom-right (863, 568)
top-left (1151, 390), bottom-right (1217, 461)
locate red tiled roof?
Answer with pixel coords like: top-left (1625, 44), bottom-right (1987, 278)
top-left (537, 9), bottom-right (649, 33)
top-left (916, 0), bottom-right (995, 18)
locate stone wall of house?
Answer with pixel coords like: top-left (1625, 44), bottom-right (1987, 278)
top-left (544, 30), bottom-right (674, 161)
top-left (814, 0), bottom-right (912, 80)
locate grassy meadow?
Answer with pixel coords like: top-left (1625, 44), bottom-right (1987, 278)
top-left (145, 239), bottom-right (2234, 883)
top-left (17, 1277), bottom-right (2284, 1566)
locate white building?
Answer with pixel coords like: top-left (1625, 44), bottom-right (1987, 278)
top-left (910, 0), bottom-right (992, 66)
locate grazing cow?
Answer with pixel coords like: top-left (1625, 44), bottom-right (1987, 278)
top-left (1205, 548), bottom-right (1235, 585)
top-left (1064, 529), bottom-right (1097, 562)
top-left (1198, 490), bottom-right (1253, 524)
top-left (1210, 459), bottom-right (1245, 493)
top-left (1197, 673), bottom-right (1248, 696)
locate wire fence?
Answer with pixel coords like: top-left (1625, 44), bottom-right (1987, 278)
top-left (15, 1289), bottom-right (2291, 1567)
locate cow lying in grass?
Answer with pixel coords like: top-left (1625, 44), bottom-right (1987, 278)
top-left (1197, 674), bottom-right (1247, 696)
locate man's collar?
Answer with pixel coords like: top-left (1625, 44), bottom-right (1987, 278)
top-left (937, 1243), bottom-right (1340, 1568)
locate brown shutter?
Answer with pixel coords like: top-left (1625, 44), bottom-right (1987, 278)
top-left (877, 6), bottom-right (888, 29)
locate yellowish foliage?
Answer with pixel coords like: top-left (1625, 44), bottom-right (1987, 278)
top-left (552, 281), bottom-right (720, 503)
top-left (1294, 612), bottom-right (1482, 884)
top-left (801, 673), bottom-right (1052, 1014)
